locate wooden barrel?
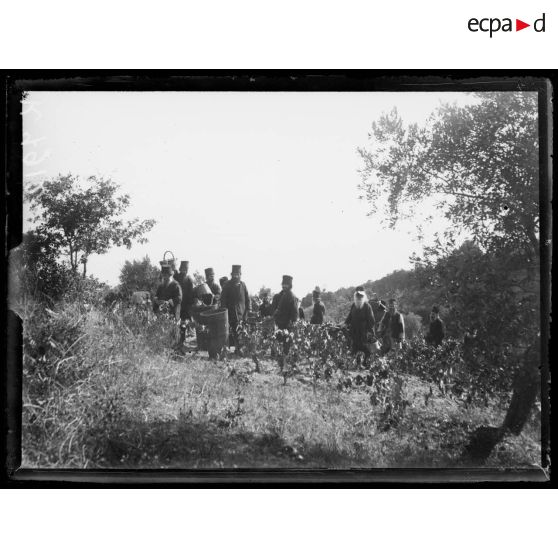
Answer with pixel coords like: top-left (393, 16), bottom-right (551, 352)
top-left (201, 308), bottom-right (229, 358)
top-left (191, 304), bottom-right (218, 324)
top-left (195, 326), bottom-right (210, 350)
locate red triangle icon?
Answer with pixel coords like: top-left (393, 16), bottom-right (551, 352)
top-left (516, 19), bottom-right (530, 31)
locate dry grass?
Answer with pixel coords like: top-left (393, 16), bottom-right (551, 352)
top-left (21, 301), bottom-right (541, 469)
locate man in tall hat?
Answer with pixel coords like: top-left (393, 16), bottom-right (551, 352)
top-left (345, 286), bottom-right (376, 366)
top-left (153, 264), bottom-right (182, 320)
top-left (204, 267), bottom-right (222, 302)
top-left (425, 305), bottom-right (445, 346)
top-left (174, 261), bottom-right (195, 342)
top-left (310, 286), bottom-right (326, 325)
top-left (298, 300), bottom-right (305, 321)
top-left (220, 264), bottom-right (251, 353)
top-left (273, 275), bottom-right (299, 330)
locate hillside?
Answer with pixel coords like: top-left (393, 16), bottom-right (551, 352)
top-left (299, 268), bottom-right (427, 325)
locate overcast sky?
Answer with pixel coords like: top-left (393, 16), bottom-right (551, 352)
top-left (23, 91), bottom-right (477, 297)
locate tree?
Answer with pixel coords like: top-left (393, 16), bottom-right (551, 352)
top-left (25, 174), bottom-right (156, 277)
top-left (357, 92), bottom-right (539, 259)
top-left (119, 256), bottom-right (160, 295)
top-left (357, 92), bottom-right (541, 461)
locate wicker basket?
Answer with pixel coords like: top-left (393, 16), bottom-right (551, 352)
top-left (159, 250), bottom-right (176, 270)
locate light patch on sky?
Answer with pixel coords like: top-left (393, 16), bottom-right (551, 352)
top-left (23, 91), bottom-right (478, 297)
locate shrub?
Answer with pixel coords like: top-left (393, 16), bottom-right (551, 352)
top-left (119, 256), bottom-right (160, 296)
top-left (21, 299), bottom-right (160, 467)
top-left (403, 311), bottom-right (423, 339)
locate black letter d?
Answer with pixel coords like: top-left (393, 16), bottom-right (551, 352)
top-left (534, 13), bottom-right (545, 32)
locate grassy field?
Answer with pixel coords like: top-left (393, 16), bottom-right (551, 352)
top-left (21, 304), bottom-right (541, 469)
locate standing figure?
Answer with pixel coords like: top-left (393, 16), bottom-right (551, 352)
top-left (378, 298), bottom-right (405, 354)
top-left (153, 265), bottom-right (182, 320)
top-left (272, 275), bottom-right (299, 359)
top-left (259, 289), bottom-right (274, 318)
top-left (271, 290), bottom-right (281, 315)
top-left (298, 300), bottom-right (305, 321)
top-left (174, 260), bottom-right (195, 343)
top-left (425, 305), bottom-right (445, 346)
top-left (195, 282), bottom-right (215, 307)
top-left (220, 264), bottom-right (251, 354)
top-left (310, 286), bottom-right (326, 325)
top-left (273, 275), bottom-right (299, 330)
top-left (204, 267), bottom-right (222, 300)
top-left (219, 276), bottom-right (229, 290)
top-left (345, 286), bottom-right (376, 366)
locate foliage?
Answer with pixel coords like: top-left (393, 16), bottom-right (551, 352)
top-left (16, 230), bottom-right (77, 303)
top-left (13, 231), bottom-right (110, 307)
top-left (357, 92), bottom-right (539, 257)
top-left (25, 174), bottom-right (156, 276)
top-left (233, 314), bottom-right (526, 427)
top-left (392, 337), bottom-right (513, 406)
top-left (22, 300), bottom-right (122, 466)
top-left (362, 361), bottom-right (410, 431)
top-left (119, 256), bottom-right (160, 295)
top-left (412, 240), bottom-right (539, 368)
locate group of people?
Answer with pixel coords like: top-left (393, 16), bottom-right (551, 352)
top-left (152, 260), bottom-right (445, 360)
top-left (343, 286), bottom-right (444, 365)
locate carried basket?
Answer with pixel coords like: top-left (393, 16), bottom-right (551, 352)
top-left (159, 250), bottom-right (176, 270)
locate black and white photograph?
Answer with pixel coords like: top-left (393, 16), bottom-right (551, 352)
top-left (7, 77), bottom-right (550, 478)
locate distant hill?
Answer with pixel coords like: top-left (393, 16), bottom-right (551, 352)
top-left (300, 268), bottom-right (434, 328)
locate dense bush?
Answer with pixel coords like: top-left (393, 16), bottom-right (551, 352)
top-left (403, 312), bottom-right (423, 340)
top-left (119, 256), bottom-right (160, 296)
top-left (22, 300), bottom-right (117, 466)
top-left (21, 298), bottom-right (181, 467)
top-left (13, 231), bottom-right (110, 308)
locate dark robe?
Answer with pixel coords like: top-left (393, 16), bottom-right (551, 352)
top-left (274, 290), bottom-right (299, 330)
top-left (298, 307), bottom-right (305, 321)
top-left (345, 302), bottom-right (375, 353)
top-left (426, 317), bottom-right (445, 346)
top-left (379, 311), bottom-right (405, 340)
top-left (271, 293), bottom-right (280, 312)
top-left (310, 301), bottom-right (326, 325)
top-left (220, 280), bottom-right (250, 325)
top-left (174, 272), bottom-right (195, 320)
top-left (154, 280), bottom-right (182, 319)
